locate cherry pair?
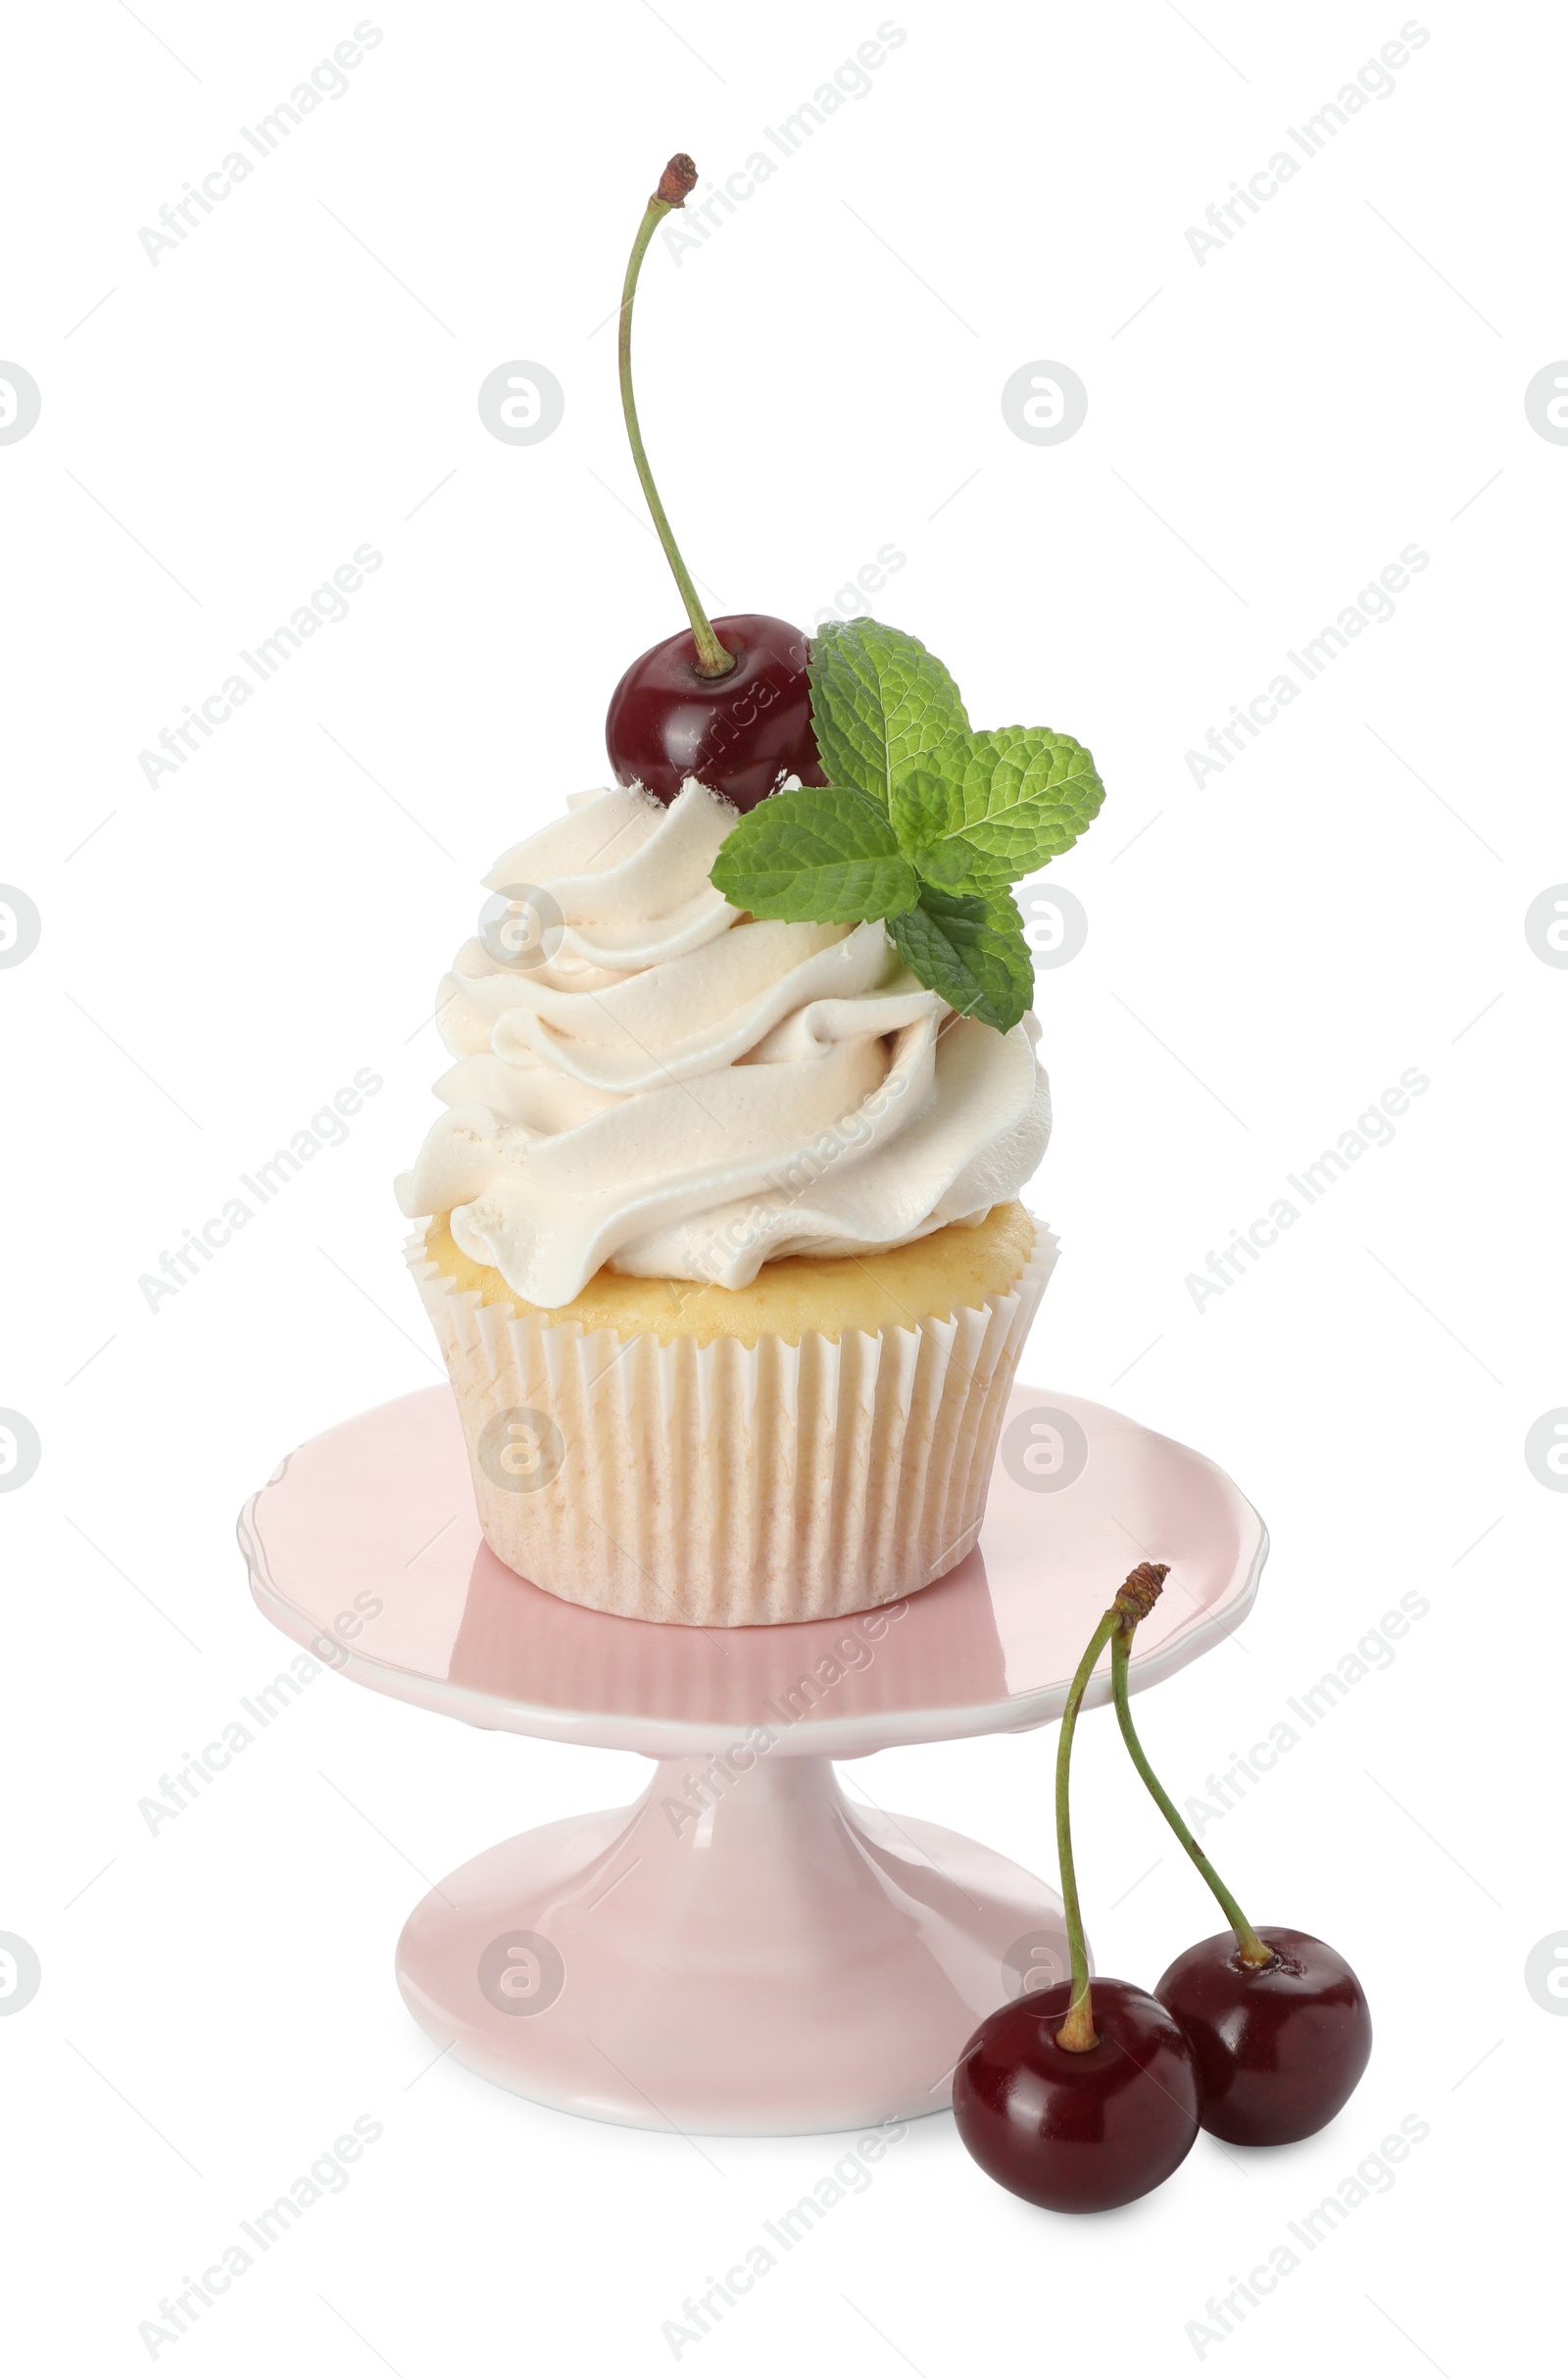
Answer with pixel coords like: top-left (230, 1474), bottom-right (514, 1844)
top-left (953, 1564), bottom-right (1372, 2213)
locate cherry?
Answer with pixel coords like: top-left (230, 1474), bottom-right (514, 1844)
top-left (1107, 1589), bottom-right (1372, 2149)
top-left (953, 1563), bottom-right (1200, 2212)
top-left (605, 612), bottom-right (825, 810)
top-left (1155, 1928), bottom-right (1372, 2147)
top-left (954, 1978), bottom-right (1199, 2213)
top-left (604, 157), bottom-right (822, 809)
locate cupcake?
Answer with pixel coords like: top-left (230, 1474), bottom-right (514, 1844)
top-left (396, 159), bottom-right (1105, 1624)
top-left (397, 774), bottom-right (1061, 1625)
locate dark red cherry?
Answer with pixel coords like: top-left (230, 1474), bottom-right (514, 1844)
top-left (605, 612), bottom-right (827, 811)
top-left (1156, 1927), bottom-right (1372, 2147)
top-left (953, 1978), bottom-right (1200, 2213)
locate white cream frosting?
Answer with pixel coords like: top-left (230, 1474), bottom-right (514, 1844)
top-left (396, 781), bottom-right (1052, 1307)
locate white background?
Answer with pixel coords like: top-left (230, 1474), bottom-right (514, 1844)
top-left (2, 1), bottom-right (1562, 2370)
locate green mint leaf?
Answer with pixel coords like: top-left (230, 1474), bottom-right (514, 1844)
top-left (887, 884), bottom-right (1034, 1034)
top-left (808, 619), bottom-right (970, 808)
top-left (949, 726), bottom-right (1106, 882)
top-left (907, 833), bottom-right (994, 895)
top-left (888, 758), bottom-right (963, 853)
top-left (710, 784), bottom-right (919, 925)
top-left (890, 756), bottom-right (960, 861)
top-left (890, 756), bottom-right (994, 894)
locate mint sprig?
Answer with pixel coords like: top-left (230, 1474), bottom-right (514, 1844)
top-left (709, 618), bottom-right (1104, 1032)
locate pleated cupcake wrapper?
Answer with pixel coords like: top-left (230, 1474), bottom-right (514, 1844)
top-left (407, 1220), bottom-right (1056, 1627)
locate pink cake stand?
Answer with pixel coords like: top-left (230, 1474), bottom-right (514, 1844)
top-left (238, 1383), bottom-right (1265, 2136)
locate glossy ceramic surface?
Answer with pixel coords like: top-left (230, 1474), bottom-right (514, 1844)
top-left (240, 1384), bottom-right (1267, 1759)
top-left (396, 1758), bottom-right (1072, 2134)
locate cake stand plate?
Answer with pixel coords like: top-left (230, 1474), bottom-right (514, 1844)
top-left (239, 1384), bottom-right (1266, 2135)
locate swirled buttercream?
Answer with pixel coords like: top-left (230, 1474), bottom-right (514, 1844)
top-left (396, 780), bottom-right (1051, 1306)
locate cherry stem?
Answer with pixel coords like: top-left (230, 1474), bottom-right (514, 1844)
top-left (1109, 1618), bottom-right (1273, 1969)
top-left (1054, 1609), bottom-right (1117, 2053)
top-left (617, 159), bottom-right (734, 680)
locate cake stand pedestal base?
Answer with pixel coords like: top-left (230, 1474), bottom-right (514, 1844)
top-left (395, 1754), bottom-right (1067, 2136)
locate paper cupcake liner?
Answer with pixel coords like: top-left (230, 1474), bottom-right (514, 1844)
top-left (407, 1219), bottom-right (1056, 1627)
